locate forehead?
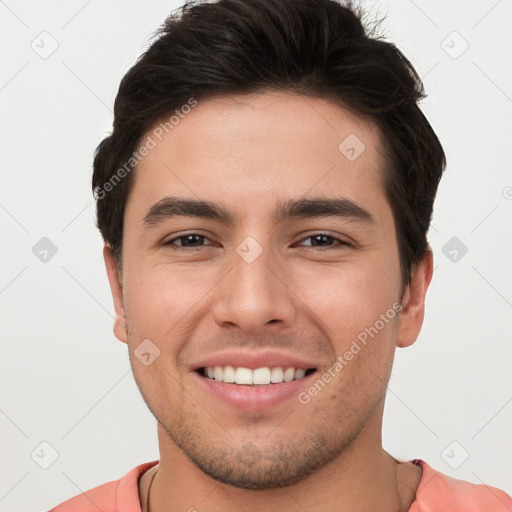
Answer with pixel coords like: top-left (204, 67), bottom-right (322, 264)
top-left (127, 90), bottom-right (390, 225)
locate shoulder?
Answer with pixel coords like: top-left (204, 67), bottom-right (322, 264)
top-left (49, 461), bottom-right (159, 512)
top-left (410, 459), bottom-right (512, 512)
top-left (50, 480), bottom-right (117, 512)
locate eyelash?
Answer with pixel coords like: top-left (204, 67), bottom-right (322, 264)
top-left (163, 233), bottom-right (351, 252)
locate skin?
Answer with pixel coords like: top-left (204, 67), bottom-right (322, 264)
top-left (103, 90), bottom-right (432, 511)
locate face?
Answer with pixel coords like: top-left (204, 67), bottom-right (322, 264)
top-left (104, 91), bottom-right (431, 489)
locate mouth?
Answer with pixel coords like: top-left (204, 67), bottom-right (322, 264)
top-left (196, 365), bottom-right (317, 386)
top-left (194, 365), bottom-right (319, 411)
top-left (191, 352), bottom-right (323, 411)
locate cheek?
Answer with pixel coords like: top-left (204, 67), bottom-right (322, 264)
top-left (296, 260), bottom-right (400, 386)
top-left (304, 316), bottom-right (398, 421)
top-left (122, 261), bottom-right (209, 336)
top-left (294, 257), bottom-right (400, 327)
top-left (123, 266), bottom-right (191, 411)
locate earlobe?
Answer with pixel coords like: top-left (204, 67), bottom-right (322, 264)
top-left (103, 245), bottom-right (128, 344)
top-left (396, 250), bottom-right (433, 348)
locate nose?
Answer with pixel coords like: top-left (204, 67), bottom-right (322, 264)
top-left (211, 240), bottom-right (297, 335)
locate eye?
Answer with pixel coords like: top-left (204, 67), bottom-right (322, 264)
top-left (296, 233), bottom-right (351, 249)
top-left (163, 232), bottom-right (351, 252)
top-left (164, 233), bottom-right (215, 250)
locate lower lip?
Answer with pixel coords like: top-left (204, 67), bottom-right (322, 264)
top-left (194, 371), bottom-right (317, 411)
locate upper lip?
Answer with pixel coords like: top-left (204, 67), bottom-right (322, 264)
top-left (191, 350), bottom-right (320, 371)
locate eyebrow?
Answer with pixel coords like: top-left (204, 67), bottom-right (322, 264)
top-left (142, 195), bottom-right (374, 227)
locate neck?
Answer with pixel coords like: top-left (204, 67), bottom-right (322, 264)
top-left (141, 415), bottom-right (421, 512)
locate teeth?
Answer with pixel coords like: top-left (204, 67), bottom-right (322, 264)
top-left (270, 367), bottom-right (284, 383)
top-left (283, 367), bottom-right (295, 382)
top-left (202, 365), bottom-right (313, 385)
top-left (294, 368), bottom-right (306, 379)
top-left (235, 367), bottom-right (252, 384)
top-left (223, 365), bottom-right (235, 383)
top-left (253, 367), bottom-right (271, 385)
top-left (214, 366), bottom-right (223, 382)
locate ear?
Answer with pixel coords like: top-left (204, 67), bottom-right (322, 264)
top-left (396, 250), bottom-right (433, 348)
top-left (103, 245), bottom-right (128, 344)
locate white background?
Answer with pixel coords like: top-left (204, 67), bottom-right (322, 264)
top-left (1, 0), bottom-right (511, 510)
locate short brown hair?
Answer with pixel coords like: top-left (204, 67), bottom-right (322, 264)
top-left (92, 0), bottom-right (446, 284)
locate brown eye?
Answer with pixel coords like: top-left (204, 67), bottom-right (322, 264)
top-left (164, 233), bottom-right (215, 251)
top-left (297, 234), bottom-right (351, 248)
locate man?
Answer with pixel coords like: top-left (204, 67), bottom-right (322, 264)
top-left (50, 0), bottom-right (511, 510)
